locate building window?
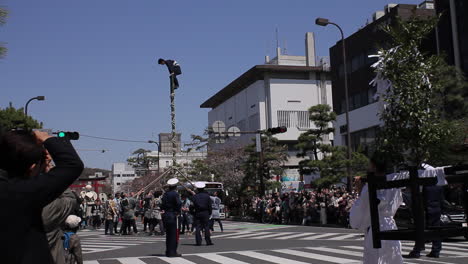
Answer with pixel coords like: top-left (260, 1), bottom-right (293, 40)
top-left (344, 126), bottom-right (380, 152)
top-left (117, 183), bottom-right (121, 185)
top-left (277, 111), bottom-right (310, 128)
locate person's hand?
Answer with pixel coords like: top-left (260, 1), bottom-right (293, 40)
top-left (43, 150), bottom-right (54, 172)
top-left (33, 130), bottom-right (52, 144)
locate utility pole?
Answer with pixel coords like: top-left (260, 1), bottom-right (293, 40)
top-left (170, 75), bottom-right (177, 167)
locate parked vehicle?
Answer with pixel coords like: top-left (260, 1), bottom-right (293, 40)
top-left (395, 189), bottom-right (468, 240)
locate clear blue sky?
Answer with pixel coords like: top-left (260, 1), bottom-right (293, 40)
top-left (1, 0), bottom-right (423, 170)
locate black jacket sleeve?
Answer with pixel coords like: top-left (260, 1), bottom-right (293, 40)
top-left (30, 137), bottom-right (84, 209)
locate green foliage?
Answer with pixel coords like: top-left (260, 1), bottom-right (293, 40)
top-left (427, 118), bottom-right (468, 166)
top-left (296, 104), bottom-right (368, 187)
top-left (0, 103), bottom-right (43, 130)
top-left (302, 146), bottom-right (369, 188)
top-left (296, 104), bottom-right (335, 161)
top-left (431, 64), bottom-right (468, 120)
top-left (374, 17), bottom-right (459, 166)
top-left (185, 128), bottom-right (213, 152)
top-left (242, 134), bottom-right (288, 191)
top-left (127, 148), bottom-right (158, 172)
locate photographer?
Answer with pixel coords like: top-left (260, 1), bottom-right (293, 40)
top-left (0, 130), bottom-right (84, 264)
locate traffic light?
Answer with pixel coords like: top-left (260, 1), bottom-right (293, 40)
top-left (57, 131), bottom-right (80, 140)
top-left (266, 126), bottom-right (287, 134)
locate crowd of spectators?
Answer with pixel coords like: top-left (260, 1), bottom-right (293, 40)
top-left (250, 186), bottom-right (359, 227)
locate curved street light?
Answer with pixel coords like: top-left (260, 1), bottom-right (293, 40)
top-left (315, 17), bottom-right (352, 191)
top-left (25, 96), bottom-right (45, 116)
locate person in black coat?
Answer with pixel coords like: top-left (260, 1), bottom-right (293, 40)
top-left (160, 178), bottom-right (182, 257)
top-left (192, 182), bottom-right (213, 246)
top-left (0, 130), bottom-right (84, 264)
top-left (405, 164), bottom-right (444, 259)
top-left (158, 58), bottom-right (181, 89)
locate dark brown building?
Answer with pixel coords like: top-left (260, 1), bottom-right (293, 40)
top-left (435, 0), bottom-right (468, 76)
top-left (329, 2), bottom-right (436, 150)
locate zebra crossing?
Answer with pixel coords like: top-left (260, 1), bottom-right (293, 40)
top-left (212, 230), bottom-right (364, 241)
top-left (217, 221), bottom-right (289, 231)
top-left (80, 234), bottom-right (165, 254)
top-left (82, 241), bottom-right (468, 264)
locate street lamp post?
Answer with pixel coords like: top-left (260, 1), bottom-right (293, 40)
top-left (24, 96), bottom-right (45, 116)
top-left (148, 140), bottom-right (161, 174)
top-left (315, 17), bottom-right (353, 191)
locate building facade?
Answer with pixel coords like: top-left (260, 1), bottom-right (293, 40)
top-left (435, 0), bottom-right (468, 76)
top-left (111, 163), bottom-right (138, 192)
top-left (146, 150), bottom-right (207, 170)
top-left (330, 2), bottom-right (436, 151)
top-left (201, 33), bottom-right (332, 186)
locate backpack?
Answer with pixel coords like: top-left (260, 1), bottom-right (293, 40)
top-left (63, 232), bottom-right (75, 251)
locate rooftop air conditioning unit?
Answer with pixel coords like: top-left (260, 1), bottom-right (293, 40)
top-left (418, 1), bottom-right (435, 9)
top-left (373, 11), bottom-right (385, 21)
top-left (384, 4), bottom-right (398, 14)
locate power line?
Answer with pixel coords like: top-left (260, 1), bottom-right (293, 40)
top-left (80, 134), bottom-right (199, 144)
top-left (76, 149), bottom-right (108, 153)
top-left (80, 134), bottom-right (148, 143)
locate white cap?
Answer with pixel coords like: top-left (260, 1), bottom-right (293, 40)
top-left (194, 182), bottom-right (206, 189)
top-left (167, 178), bottom-right (179, 186)
top-left (65, 215), bottom-right (81, 228)
top-left (85, 185), bottom-right (92, 190)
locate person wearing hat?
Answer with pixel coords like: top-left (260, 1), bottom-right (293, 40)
top-left (192, 182), bottom-right (213, 246)
top-left (160, 178), bottom-right (182, 257)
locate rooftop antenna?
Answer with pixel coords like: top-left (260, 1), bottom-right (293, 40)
top-left (275, 27), bottom-right (279, 49)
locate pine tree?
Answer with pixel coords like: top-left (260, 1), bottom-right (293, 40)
top-left (296, 104), bottom-right (368, 187)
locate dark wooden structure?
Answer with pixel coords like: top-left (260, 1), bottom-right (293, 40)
top-left (367, 165), bottom-right (468, 248)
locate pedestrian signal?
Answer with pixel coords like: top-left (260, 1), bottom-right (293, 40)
top-left (266, 126), bottom-right (287, 134)
top-left (57, 131), bottom-right (80, 140)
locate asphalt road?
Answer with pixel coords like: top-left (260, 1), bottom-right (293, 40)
top-left (81, 221), bottom-right (468, 264)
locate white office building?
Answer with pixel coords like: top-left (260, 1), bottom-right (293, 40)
top-left (200, 33), bottom-right (332, 186)
top-left (146, 150), bottom-right (207, 171)
top-left (111, 163), bottom-right (137, 192)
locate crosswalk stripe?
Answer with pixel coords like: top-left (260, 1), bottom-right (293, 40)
top-left (82, 245), bottom-right (122, 248)
top-left (276, 233), bottom-right (315, 240)
top-left (84, 261), bottom-right (100, 264)
top-left (305, 246), bottom-right (363, 257)
top-left (438, 242), bottom-right (468, 247)
top-left (227, 232), bottom-right (270, 238)
top-left (115, 257), bottom-right (148, 264)
top-left (300, 233), bottom-right (341, 240)
top-left (211, 232), bottom-right (250, 238)
top-left (236, 251), bottom-right (310, 264)
top-left (250, 232), bottom-right (296, 239)
top-left (414, 258), bottom-right (460, 264)
top-left (82, 242), bottom-right (140, 245)
top-left (273, 248), bottom-right (360, 263)
top-left (198, 253), bottom-right (250, 264)
top-left (400, 245), bottom-right (468, 256)
top-left (439, 245), bottom-right (468, 252)
top-left (328, 234), bottom-right (361, 240)
top-left (158, 257), bottom-right (197, 264)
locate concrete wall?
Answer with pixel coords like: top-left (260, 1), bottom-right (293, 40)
top-left (334, 101), bottom-right (383, 146)
top-left (112, 163), bottom-right (137, 192)
top-left (268, 78), bottom-right (333, 141)
top-left (208, 80), bottom-right (265, 146)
